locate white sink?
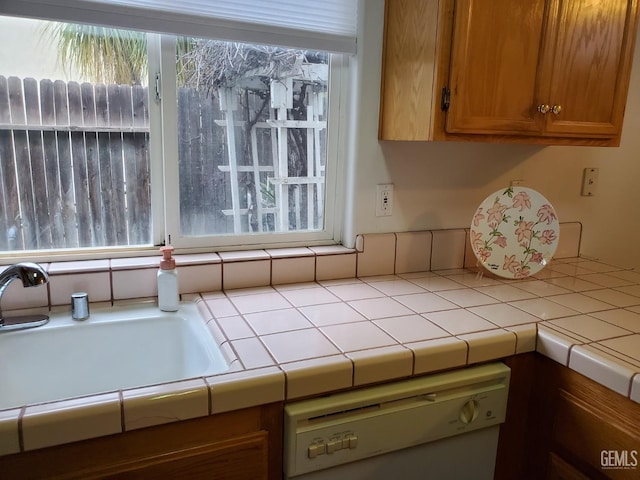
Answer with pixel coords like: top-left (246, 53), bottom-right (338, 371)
top-left (0, 302), bottom-right (229, 410)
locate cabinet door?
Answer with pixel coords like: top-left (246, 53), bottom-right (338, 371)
top-left (446, 0), bottom-right (548, 134)
top-left (541, 0), bottom-right (638, 137)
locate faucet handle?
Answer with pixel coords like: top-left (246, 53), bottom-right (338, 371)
top-left (71, 292), bottom-right (90, 320)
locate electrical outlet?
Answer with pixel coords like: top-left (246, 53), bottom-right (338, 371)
top-left (581, 168), bottom-right (598, 196)
top-left (376, 184), bottom-right (394, 217)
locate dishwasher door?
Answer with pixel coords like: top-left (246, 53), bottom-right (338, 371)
top-left (284, 362), bottom-right (510, 480)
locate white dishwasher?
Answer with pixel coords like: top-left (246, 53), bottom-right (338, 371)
top-left (284, 362), bottom-right (510, 480)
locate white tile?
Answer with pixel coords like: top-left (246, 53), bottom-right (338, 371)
top-left (367, 278), bottom-right (426, 296)
top-left (0, 409), bottom-right (20, 456)
top-left (607, 270), bottom-right (640, 283)
top-left (123, 379), bottom-right (209, 431)
top-left (554, 222), bottom-right (581, 258)
top-left (504, 324), bottom-right (537, 354)
top-left (577, 273), bottom-right (634, 288)
top-left (547, 263), bottom-right (594, 276)
top-left (614, 284), bottom-right (640, 297)
top-left (320, 322), bottom-right (397, 352)
top-left (0, 278), bottom-right (48, 311)
top-left (631, 375), bottom-right (640, 403)
top-left (406, 274), bottom-right (463, 292)
top-left (569, 345), bottom-right (635, 397)
top-left (374, 315), bottom-right (449, 343)
top-left (435, 288), bottom-right (500, 308)
top-left (298, 302), bottom-right (367, 327)
top-left (474, 284), bottom-right (537, 302)
top-left (347, 345), bottom-right (413, 386)
top-left (230, 337), bottom-right (275, 368)
top-left (548, 315), bottom-right (632, 341)
top-left (309, 246), bottom-right (356, 255)
top-left (431, 229), bottom-right (466, 271)
top-left (279, 286), bottom-right (340, 307)
top-left (22, 393), bottom-right (121, 451)
top-left (271, 256), bottom-right (315, 285)
top-left (444, 272), bottom-right (503, 288)
top-left (468, 303), bottom-right (540, 327)
top-left (222, 260), bottom-right (271, 290)
top-left (244, 308), bottom-right (312, 335)
top-left (590, 309), bottom-right (640, 333)
top-left (206, 367), bottom-right (284, 414)
top-left (49, 271), bottom-right (111, 305)
top-left (174, 253), bottom-right (221, 265)
top-left (394, 231), bottom-right (432, 274)
top-left (178, 263), bottom-right (222, 294)
top-left (326, 283), bottom-right (385, 301)
top-left (315, 253), bottom-right (357, 281)
top-left (546, 276), bottom-right (602, 292)
top-left (347, 297), bottom-right (414, 320)
top-left (408, 337), bottom-right (468, 375)
top-left (598, 334), bottom-right (640, 362)
top-left (536, 325), bottom-right (583, 365)
top-left (392, 292), bottom-right (459, 313)
top-left (513, 280), bottom-right (571, 297)
top-left (260, 328), bottom-right (340, 363)
top-left (509, 298), bottom-right (580, 320)
top-left (356, 233), bottom-right (396, 277)
top-left (583, 288), bottom-right (640, 308)
top-left (458, 330), bottom-right (516, 364)
top-left (577, 260), bottom-right (622, 274)
top-left (423, 309), bottom-right (498, 335)
top-left (218, 250), bottom-right (270, 262)
top-left (229, 291), bottom-right (291, 314)
top-left (112, 268), bottom-right (157, 300)
top-left (547, 293), bottom-right (618, 313)
top-left (48, 260), bottom-right (109, 274)
top-left (266, 247), bottom-right (314, 258)
top-left (204, 297), bottom-right (239, 318)
top-left (280, 356), bottom-right (353, 399)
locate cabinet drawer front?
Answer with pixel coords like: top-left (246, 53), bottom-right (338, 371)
top-left (552, 391), bottom-right (640, 480)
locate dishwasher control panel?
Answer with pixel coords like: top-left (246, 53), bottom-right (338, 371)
top-left (284, 362), bottom-right (510, 478)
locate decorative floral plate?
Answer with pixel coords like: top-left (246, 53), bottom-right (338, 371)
top-left (470, 187), bottom-right (559, 279)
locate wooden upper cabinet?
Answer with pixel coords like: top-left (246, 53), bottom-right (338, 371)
top-left (541, 0), bottom-right (636, 137)
top-left (379, 0), bottom-right (640, 145)
top-left (446, 0), bottom-right (548, 135)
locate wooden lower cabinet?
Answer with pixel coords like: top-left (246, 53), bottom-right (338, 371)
top-left (0, 403), bottom-right (283, 480)
top-left (496, 354), bottom-right (640, 480)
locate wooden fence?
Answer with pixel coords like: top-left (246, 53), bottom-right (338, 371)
top-left (0, 75), bottom-right (150, 251)
top-left (0, 74), bottom-right (326, 252)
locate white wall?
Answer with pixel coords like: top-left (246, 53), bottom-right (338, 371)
top-left (345, 0), bottom-right (640, 270)
top-left (0, 16), bottom-right (87, 82)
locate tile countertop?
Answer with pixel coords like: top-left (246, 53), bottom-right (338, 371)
top-left (2, 256), bottom-right (640, 456)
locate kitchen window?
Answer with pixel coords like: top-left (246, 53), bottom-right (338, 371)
top-left (0, 0), bottom-right (356, 256)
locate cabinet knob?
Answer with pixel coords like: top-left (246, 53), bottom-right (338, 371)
top-left (551, 104), bottom-right (563, 115)
top-left (537, 104), bottom-right (550, 114)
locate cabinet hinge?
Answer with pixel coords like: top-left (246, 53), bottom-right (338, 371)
top-left (441, 87), bottom-right (450, 112)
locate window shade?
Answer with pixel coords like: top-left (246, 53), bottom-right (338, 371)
top-left (0, 0), bottom-right (357, 53)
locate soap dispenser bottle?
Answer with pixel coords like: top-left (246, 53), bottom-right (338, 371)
top-left (158, 245), bottom-right (179, 312)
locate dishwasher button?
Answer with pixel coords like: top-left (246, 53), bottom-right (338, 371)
top-left (308, 443), bottom-right (326, 458)
top-left (348, 435), bottom-right (358, 448)
top-left (326, 439), bottom-right (343, 454)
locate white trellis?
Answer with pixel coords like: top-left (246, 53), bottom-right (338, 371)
top-left (215, 64), bottom-right (327, 234)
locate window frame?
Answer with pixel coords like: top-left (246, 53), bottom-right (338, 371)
top-left (0, 23), bottom-right (350, 262)
top-left (156, 35), bottom-right (348, 250)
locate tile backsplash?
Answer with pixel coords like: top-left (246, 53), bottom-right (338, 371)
top-left (2, 222), bottom-right (583, 312)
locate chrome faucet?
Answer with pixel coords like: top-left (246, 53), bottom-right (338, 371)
top-left (0, 263), bottom-right (49, 332)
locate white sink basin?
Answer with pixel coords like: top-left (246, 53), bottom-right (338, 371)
top-left (0, 302), bottom-right (229, 410)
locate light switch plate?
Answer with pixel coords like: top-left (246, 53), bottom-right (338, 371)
top-left (581, 168), bottom-right (598, 196)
